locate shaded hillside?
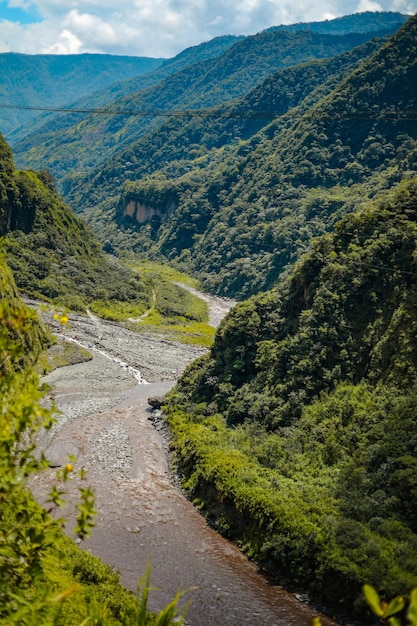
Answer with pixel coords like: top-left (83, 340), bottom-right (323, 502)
top-left (13, 14), bottom-right (402, 184)
top-left (69, 14), bottom-right (417, 300)
top-left (0, 133), bottom-right (150, 313)
top-left (61, 36), bottom-right (385, 238)
top-left (145, 13), bottom-right (417, 298)
top-left (166, 177), bottom-right (417, 622)
top-left (0, 135), bottom-right (213, 344)
top-left (0, 53), bottom-right (164, 137)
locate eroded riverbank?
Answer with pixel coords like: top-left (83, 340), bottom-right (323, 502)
top-left (30, 303), bottom-right (338, 626)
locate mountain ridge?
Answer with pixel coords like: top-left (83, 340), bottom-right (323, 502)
top-left (12, 13), bottom-right (406, 188)
top-left (0, 52), bottom-right (165, 137)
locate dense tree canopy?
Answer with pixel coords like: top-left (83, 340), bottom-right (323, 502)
top-left (166, 177), bottom-right (417, 622)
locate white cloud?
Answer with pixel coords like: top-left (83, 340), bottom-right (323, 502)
top-left (357, 0), bottom-right (383, 11)
top-left (63, 9), bottom-right (117, 46)
top-left (44, 28), bottom-right (82, 54)
top-left (0, 0), bottom-right (415, 57)
top-left (8, 0), bottom-right (32, 8)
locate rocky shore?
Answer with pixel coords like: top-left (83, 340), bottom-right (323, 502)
top-left (29, 297), bottom-right (336, 626)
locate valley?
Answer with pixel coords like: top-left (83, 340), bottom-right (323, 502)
top-left (1, 9), bottom-right (417, 625)
top-left (30, 301), bottom-right (337, 626)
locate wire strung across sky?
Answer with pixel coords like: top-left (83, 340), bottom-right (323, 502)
top-left (1, 103), bottom-right (417, 120)
top-left (1, 105), bottom-right (416, 277)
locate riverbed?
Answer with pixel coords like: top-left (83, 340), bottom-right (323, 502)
top-left (30, 300), bottom-right (338, 626)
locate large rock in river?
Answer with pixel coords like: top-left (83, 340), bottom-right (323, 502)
top-left (147, 395), bottom-right (166, 410)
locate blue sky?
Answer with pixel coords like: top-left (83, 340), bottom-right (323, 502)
top-left (0, 1), bottom-right (40, 24)
top-left (0, 0), bottom-right (416, 57)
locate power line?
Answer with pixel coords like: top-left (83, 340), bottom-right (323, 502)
top-left (1, 102), bottom-right (417, 120)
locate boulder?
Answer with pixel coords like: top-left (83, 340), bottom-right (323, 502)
top-left (147, 395), bottom-right (166, 410)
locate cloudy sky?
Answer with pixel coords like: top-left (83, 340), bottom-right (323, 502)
top-left (0, 0), bottom-right (416, 58)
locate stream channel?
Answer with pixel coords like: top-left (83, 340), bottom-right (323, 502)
top-left (30, 294), bottom-right (338, 626)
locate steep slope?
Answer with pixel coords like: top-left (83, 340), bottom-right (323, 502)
top-left (13, 14), bottom-right (402, 183)
top-left (72, 14), bottom-right (417, 300)
top-left (0, 132), bottom-right (150, 312)
top-left (166, 177), bottom-right (417, 621)
top-left (9, 35), bottom-right (243, 147)
top-left (146, 12), bottom-right (417, 298)
top-left (0, 53), bottom-right (164, 137)
top-left (62, 35), bottom-right (387, 264)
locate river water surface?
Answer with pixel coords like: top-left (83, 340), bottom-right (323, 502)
top-left (31, 301), bottom-right (339, 626)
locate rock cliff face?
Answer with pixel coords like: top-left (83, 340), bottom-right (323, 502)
top-left (117, 179), bottom-right (180, 226)
top-left (123, 198), bottom-right (175, 224)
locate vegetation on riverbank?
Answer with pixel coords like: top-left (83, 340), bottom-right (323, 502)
top-left (165, 178), bottom-right (417, 623)
top-left (0, 252), bottom-right (187, 625)
top-left (88, 261), bottom-right (214, 346)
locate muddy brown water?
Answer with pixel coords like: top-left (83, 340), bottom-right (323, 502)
top-left (29, 305), bottom-right (339, 626)
top-left (32, 379), bottom-right (338, 626)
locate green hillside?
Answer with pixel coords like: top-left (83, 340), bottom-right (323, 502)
top-left (0, 134), bottom-right (150, 313)
top-left (58, 37), bottom-right (383, 233)
top-left (13, 14), bottom-right (403, 185)
top-left (180, 12), bottom-right (417, 297)
top-left (0, 52), bottom-right (164, 137)
top-left (58, 13), bottom-right (417, 302)
top-left (0, 132), bottom-right (213, 345)
top-left (165, 177), bottom-right (417, 622)
top-left (9, 35), bottom-right (243, 148)
top-left (268, 10), bottom-right (408, 34)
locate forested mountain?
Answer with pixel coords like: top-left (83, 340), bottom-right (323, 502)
top-left (0, 133), bottom-right (150, 312)
top-left (268, 10), bottom-right (408, 34)
top-left (173, 11), bottom-right (417, 297)
top-left (166, 176), bottom-right (417, 622)
top-left (49, 12), bottom-right (416, 301)
top-left (0, 53), bottom-right (164, 137)
top-left (57, 36), bottom-right (387, 246)
top-left (9, 35), bottom-right (243, 147)
top-left (12, 13), bottom-right (404, 188)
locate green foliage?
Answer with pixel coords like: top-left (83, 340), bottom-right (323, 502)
top-left (315, 585), bottom-right (417, 625)
top-left (0, 262), bottom-right (93, 621)
top-left (0, 161), bottom-right (150, 313)
top-left (14, 18), bottom-right (394, 187)
top-left (165, 179), bottom-right (417, 621)
top-left (69, 14), bottom-right (417, 302)
top-left (43, 337), bottom-right (93, 373)
top-left (0, 134), bottom-right (213, 345)
top-left (0, 256), bottom-right (186, 625)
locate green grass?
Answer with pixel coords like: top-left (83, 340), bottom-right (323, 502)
top-left (90, 261), bottom-right (215, 347)
top-left (128, 260), bottom-right (200, 288)
top-left (127, 309), bottom-right (215, 347)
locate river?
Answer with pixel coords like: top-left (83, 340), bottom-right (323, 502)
top-left (30, 298), bottom-right (338, 626)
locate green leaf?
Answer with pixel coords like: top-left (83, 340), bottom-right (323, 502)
top-left (383, 596), bottom-right (404, 618)
top-left (407, 588), bottom-right (417, 625)
top-left (363, 585), bottom-right (384, 617)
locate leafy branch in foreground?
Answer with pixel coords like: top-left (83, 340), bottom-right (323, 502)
top-left (313, 586), bottom-right (417, 626)
top-left (0, 268), bottom-right (186, 624)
